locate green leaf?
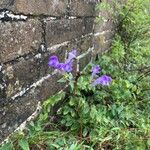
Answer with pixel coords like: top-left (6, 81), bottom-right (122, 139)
top-left (50, 144), bottom-right (60, 149)
top-left (90, 105), bottom-right (97, 119)
top-left (69, 81), bottom-right (74, 91)
top-left (70, 110), bottom-right (76, 117)
top-left (83, 128), bottom-right (88, 137)
top-left (0, 142), bottom-right (13, 150)
top-left (83, 104), bottom-right (90, 115)
top-left (43, 92), bottom-right (65, 111)
top-left (69, 98), bottom-right (76, 106)
top-left (57, 78), bottom-right (66, 83)
top-left (63, 108), bottom-right (69, 115)
top-left (18, 138), bottom-right (30, 150)
top-left (147, 139), bottom-right (150, 146)
top-left (69, 143), bottom-right (77, 150)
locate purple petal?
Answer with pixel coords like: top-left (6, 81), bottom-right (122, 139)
top-left (48, 55), bottom-right (59, 68)
top-left (93, 75), bottom-right (112, 86)
top-left (57, 63), bottom-right (65, 70)
top-left (56, 61), bottom-right (73, 73)
top-left (63, 61), bottom-right (73, 73)
top-left (48, 52), bottom-right (75, 73)
top-left (66, 49), bottom-right (77, 63)
top-left (92, 65), bottom-right (101, 77)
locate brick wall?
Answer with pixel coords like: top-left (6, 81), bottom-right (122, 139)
top-left (0, 0), bottom-right (116, 141)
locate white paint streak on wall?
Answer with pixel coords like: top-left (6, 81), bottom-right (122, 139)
top-left (0, 11), bottom-right (27, 20)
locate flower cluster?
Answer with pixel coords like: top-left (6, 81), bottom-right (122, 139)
top-left (48, 49), bottom-right (112, 86)
top-left (92, 65), bottom-right (112, 86)
top-left (48, 50), bottom-right (77, 73)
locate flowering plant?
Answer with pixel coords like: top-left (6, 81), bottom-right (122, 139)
top-left (48, 49), bottom-right (112, 138)
top-left (48, 50), bottom-right (112, 87)
top-left (1, 0), bottom-right (149, 149)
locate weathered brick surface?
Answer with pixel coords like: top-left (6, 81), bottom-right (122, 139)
top-left (94, 37), bottom-right (113, 55)
top-left (94, 0), bottom-right (116, 56)
top-left (94, 19), bottom-right (116, 33)
top-left (67, 34), bottom-right (93, 55)
top-left (0, 0), bottom-right (12, 8)
top-left (93, 30), bottom-right (115, 56)
top-left (0, 73), bottom-right (64, 141)
top-left (68, 0), bottom-right (96, 16)
top-left (1, 33), bottom-right (93, 101)
top-left (84, 18), bottom-right (94, 34)
top-left (46, 18), bottom-right (84, 47)
top-left (79, 51), bottom-right (92, 71)
top-left (3, 57), bottom-right (42, 99)
top-left (0, 0), bottom-right (68, 16)
top-left (0, 19), bottom-right (42, 63)
top-left (37, 74), bottom-right (64, 101)
top-left (0, 91), bottom-right (38, 140)
top-left (0, 0), bottom-right (96, 16)
top-left (0, 0), bottom-right (17, 10)
top-left (46, 18), bottom-right (94, 48)
top-left (2, 46), bottom-right (66, 99)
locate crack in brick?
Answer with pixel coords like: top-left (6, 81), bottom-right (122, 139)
top-left (40, 18), bottom-right (47, 53)
top-left (0, 64), bottom-right (7, 101)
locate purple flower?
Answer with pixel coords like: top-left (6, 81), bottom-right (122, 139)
top-left (92, 65), bottom-right (101, 77)
top-left (93, 75), bottom-right (112, 86)
top-left (57, 63), bottom-right (65, 70)
top-left (63, 61), bottom-right (73, 72)
top-left (48, 49), bottom-right (77, 73)
top-left (48, 55), bottom-right (59, 68)
top-left (56, 61), bottom-right (73, 73)
top-left (66, 49), bottom-right (77, 63)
